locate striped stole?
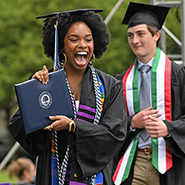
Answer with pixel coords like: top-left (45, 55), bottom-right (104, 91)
top-left (113, 47), bottom-right (173, 185)
top-left (77, 75), bottom-right (105, 123)
top-left (51, 70), bottom-right (105, 185)
top-left (75, 74), bottom-right (105, 185)
top-left (51, 131), bottom-right (59, 185)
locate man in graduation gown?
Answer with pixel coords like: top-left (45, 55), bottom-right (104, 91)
top-left (112, 2), bottom-right (185, 185)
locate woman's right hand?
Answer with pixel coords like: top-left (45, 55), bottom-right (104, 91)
top-left (32, 65), bottom-right (49, 84)
top-left (44, 115), bottom-right (73, 132)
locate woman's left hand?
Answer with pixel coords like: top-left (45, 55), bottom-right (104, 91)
top-left (44, 115), bottom-right (72, 131)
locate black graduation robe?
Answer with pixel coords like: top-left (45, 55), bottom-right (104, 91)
top-left (9, 67), bottom-right (128, 185)
top-left (112, 60), bottom-right (185, 185)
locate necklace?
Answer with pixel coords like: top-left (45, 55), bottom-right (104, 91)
top-left (70, 81), bottom-right (82, 100)
top-left (54, 69), bottom-right (77, 185)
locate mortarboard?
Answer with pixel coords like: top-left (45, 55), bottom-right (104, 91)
top-left (36, 9), bottom-right (103, 19)
top-left (122, 2), bottom-right (170, 29)
top-left (36, 9), bottom-right (103, 70)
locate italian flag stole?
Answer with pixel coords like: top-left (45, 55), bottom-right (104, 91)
top-left (113, 47), bottom-right (173, 185)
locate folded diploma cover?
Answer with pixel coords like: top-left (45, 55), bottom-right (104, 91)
top-left (14, 69), bottom-right (74, 134)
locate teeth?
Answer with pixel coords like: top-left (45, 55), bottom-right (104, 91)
top-left (76, 52), bottom-right (87, 55)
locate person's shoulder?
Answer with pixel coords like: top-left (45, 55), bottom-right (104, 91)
top-left (95, 69), bottom-right (120, 85)
top-left (171, 61), bottom-right (185, 76)
top-left (115, 71), bottom-right (127, 80)
top-left (15, 180), bottom-right (34, 185)
top-left (172, 60), bottom-right (183, 69)
top-left (15, 181), bottom-right (26, 185)
top-left (96, 69), bottom-right (123, 96)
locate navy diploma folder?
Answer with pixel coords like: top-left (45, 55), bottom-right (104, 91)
top-left (14, 69), bottom-right (73, 134)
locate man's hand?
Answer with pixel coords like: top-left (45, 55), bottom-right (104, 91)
top-left (131, 106), bottom-right (162, 129)
top-left (145, 115), bottom-right (169, 138)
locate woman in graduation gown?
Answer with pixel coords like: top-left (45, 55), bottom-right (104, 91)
top-left (9, 9), bottom-right (127, 185)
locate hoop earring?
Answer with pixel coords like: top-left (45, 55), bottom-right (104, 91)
top-left (58, 51), bottom-right (67, 68)
top-left (91, 53), bottom-right (95, 65)
top-left (62, 52), bottom-right (67, 66)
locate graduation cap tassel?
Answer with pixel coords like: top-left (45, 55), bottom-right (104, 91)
top-left (53, 19), bottom-right (59, 71)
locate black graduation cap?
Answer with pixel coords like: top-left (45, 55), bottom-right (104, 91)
top-left (36, 9), bottom-right (103, 19)
top-left (122, 2), bottom-right (170, 29)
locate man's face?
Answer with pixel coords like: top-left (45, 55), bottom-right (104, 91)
top-left (127, 24), bottom-right (160, 63)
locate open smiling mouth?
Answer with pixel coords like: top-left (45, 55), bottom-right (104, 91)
top-left (75, 52), bottom-right (88, 64)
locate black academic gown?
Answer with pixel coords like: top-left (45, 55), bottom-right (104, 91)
top-left (10, 67), bottom-right (127, 185)
top-left (112, 60), bottom-right (185, 185)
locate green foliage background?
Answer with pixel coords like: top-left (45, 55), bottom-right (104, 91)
top-left (0, 0), bottom-right (181, 130)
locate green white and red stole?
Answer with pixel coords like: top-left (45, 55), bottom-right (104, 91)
top-left (112, 47), bottom-right (173, 185)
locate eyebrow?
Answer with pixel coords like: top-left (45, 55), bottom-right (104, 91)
top-left (127, 30), bottom-right (146, 34)
top-left (68, 34), bottom-right (92, 38)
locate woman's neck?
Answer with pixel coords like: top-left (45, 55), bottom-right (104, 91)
top-left (65, 73), bottom-right (83, 101)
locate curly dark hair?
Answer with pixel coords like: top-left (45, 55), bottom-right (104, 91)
top-left (41, 10), bottom-right (111, 62)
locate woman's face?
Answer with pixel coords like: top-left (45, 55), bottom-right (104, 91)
top-left (63, 21), bottom-right (94, 73)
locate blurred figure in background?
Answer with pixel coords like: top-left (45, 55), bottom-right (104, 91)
top-left (7, 158), bottom-right (35, 185)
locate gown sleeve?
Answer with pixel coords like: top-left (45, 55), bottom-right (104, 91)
top-left (163, 63), bottom-right (185, 158)
top-left (9, 109), bottom-right (51, 156)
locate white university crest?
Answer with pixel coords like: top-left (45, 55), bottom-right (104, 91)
top-left (39, 91), bottom-right (52, 109)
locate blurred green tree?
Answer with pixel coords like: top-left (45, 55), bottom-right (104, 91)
top-left (0, 0), bottom-right (181, 131)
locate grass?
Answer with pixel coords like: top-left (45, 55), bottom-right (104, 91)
top-left (0, 170), bottom-right (17, 184)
